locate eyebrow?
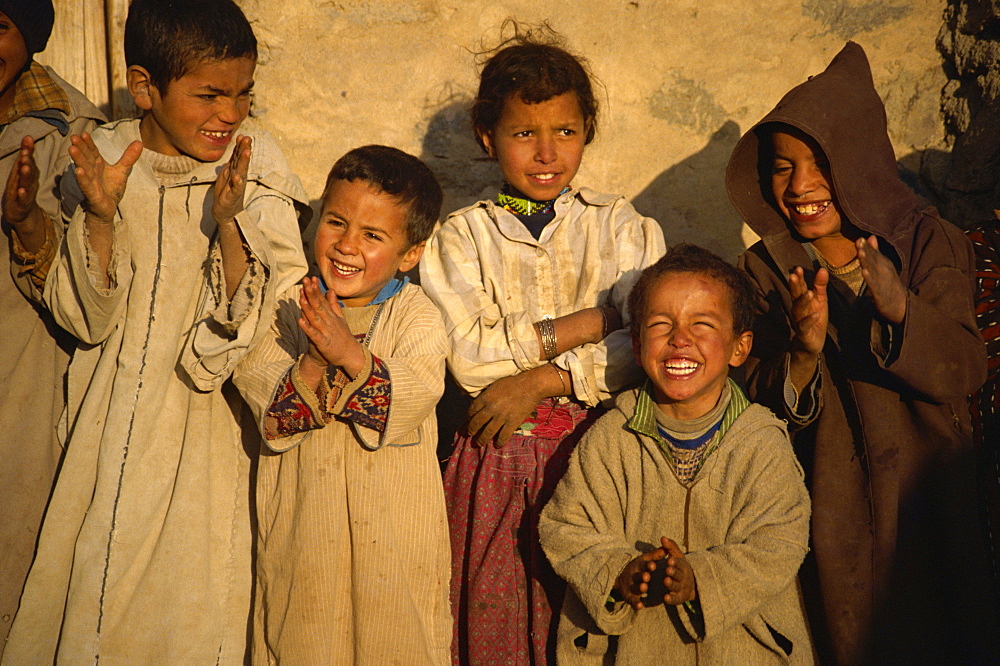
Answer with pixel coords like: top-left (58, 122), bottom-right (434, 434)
top-left (197, 82), bottom-right (255, 95)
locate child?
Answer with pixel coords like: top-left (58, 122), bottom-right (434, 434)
top-left (726, 41), bottom-right (997, 663)
top-left (233, 145), bottom-right (451, 664)
top-left (4, 1), bottom-right (307, 662)
top-left (539, 244), bottom-right (813, 663)
top-left (0, 0), bottom-right (104, 651)
top-left (420, 27), bottom-right (665, 664)
top-left (965, 219), bottom-right (1000, 625)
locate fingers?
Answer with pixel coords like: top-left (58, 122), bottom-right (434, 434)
top-left (661, 537), bottom-right (683, 556)
top-left (118, 140), bottom-right (144, 171)
top-left (812, 267), bottom-right (829, 299)
top-left (788, 266), bottom-right (807, 300)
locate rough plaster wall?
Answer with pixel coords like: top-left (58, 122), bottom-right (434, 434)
top-left (239, 0), bottom-right (947, 262)
top-left (938, 0), bottom-right (1000, 228)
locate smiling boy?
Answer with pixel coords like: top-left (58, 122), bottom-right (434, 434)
top-left (4, 1), bottom-right (307, 662)
top-left (540, 244), bottom-right (812, 664)
top-left (728, 42), bottom-right (996, 662)
top-left (234, 145), bottom-right (451, 664)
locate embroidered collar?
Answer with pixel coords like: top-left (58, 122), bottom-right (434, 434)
top-left (496, 182), bottom-right (569, 217)
top-left (317, 275), bottom-right (408, 307)
top-left (628, 377), bottom-right (750, 477)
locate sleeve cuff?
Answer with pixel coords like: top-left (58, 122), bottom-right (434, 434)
top-left (782, 355), bottom-right (821, 424)
top-left (10, 214), bottom-right (57, 289)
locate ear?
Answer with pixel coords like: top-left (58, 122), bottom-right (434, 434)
top-left (127, 65), bottom-right (157, 111)
top-left (631, 331), bottom-right (642, 366)
top-left (728, 330), bottom-right (753, 368)
top-left (398, 241), bottom-right (425, 273)
top-left (477, 126), bottom-right (497, 160)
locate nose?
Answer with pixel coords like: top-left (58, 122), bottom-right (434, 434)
top-left (534, 133), bottom-right (556, 164)
top-left (334, 228), bottom-right (359, 255)
top-left (217, 97), bottom-right (242, 125)
top-left (668, 325), bottom-right (692, 348)
top-left (788, 164), bottom-right (819, 197)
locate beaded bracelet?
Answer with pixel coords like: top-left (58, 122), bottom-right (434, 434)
top-left (537, 317), bottom-right (557, 360)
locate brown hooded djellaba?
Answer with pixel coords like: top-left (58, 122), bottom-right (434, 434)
top-left (727, 42), bottom-right (997, 663)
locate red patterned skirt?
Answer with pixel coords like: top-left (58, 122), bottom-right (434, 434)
top-left (444, 398), bottom-right (602, 665)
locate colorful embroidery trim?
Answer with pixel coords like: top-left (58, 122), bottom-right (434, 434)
top-left (497, 184), bottom-right (569, 216)
top-left (342, 356), bottom-right (391, 432)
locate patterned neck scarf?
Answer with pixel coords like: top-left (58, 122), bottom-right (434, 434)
top-left (496, 183), bottom-right (569, 217)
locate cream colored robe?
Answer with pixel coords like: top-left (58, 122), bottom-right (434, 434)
top-left (540, 388), bottom-right (814, 664)
top-left (0, 67), bottom-right (103, 655)
top-left (3, 118), bottom-right (308, 664)
top-left (234, 283), bottom-right (452, 665)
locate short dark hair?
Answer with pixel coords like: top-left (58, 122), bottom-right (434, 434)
top-left (472, 22), bottom-right (598, 154)
top-left (628, 244), bottom-right (757, 337)
top-left (324, 145), bottom-right (443, 247)
top-left (124, 0), bottom-right (257, 92)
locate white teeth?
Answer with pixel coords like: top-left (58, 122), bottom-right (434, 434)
top-left (333, 261), bottom-right (360, 275)
top-left (791, 201), bottom-right (829, 215)
top-left (202, 130), bottom-right (229, 139)
top-left (664, 359), bottom-right (698, 376)
top-left (533, 174), bottom-right (555, 181)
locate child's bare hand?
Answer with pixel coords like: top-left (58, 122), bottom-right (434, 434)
top-left (3, 136), bottom-right (40, 227)
top-left (69, 132), bottom-right (142, 224)
top-left (466, 372), bottom-right (544, 448)
top-left (213, 135), bottom-right (251, 224)
top-left (614, 545), bottom-right (669, 610)
top-left (660, 537), bottom-right (697, 606)
top-left (789, 265), bottom-right (829, 356)
top-left (857, 236), bottom-right (907, 325)
top-left (298, 276), bottom-right (358, 370)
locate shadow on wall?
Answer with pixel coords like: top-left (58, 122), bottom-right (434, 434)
top-left (420, 98), bottom-right (500, 222)
top-left (631, 120), bottom-right (747, 262)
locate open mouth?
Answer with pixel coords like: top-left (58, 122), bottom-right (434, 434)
top-left (663, 359), bottom-right (699, 377)
top-left (332, 260), bottom-right (360, 277)
top-left (201, 130), bottom-right (232, 142)
top-left (787, 200), bottom-right (831, 219)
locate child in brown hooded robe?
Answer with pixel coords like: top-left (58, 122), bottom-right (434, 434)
top-left (726, 42), bottom-right (997, 663)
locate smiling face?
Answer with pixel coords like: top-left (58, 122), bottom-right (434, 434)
top-left (632, 271), bottom-right (752, 420)
top-left (0, 12), bottom-right (28, 115)
top-left (770, 128), bottom-right (847, 242)
top-left (480, 91), bottom-right (586, 201)
top-left (314, 178), bottom-right (424, 308)
top-left (132, 55), bottom-right (255, 162)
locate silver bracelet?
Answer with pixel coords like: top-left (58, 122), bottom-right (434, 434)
top-left (551, 364), bottom-right (568, 394)
top-left (597, 306), bottom-right (609, 339)
top-left (537, 317), bottom-right (558, 360)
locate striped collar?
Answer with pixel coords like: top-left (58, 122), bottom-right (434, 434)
top-left (628, 377), bottom-right (750, 477)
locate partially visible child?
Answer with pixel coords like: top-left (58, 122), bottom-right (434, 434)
top-left (234, 145), bottom-right (451, 664)
top-left (420, 26), bottom-right (665, 663)
top-left (0, 0), bottom-right (104, 651)
top-left (4, 0), bottom-right (307, 662)
top-left (964, 219), bottom-right (1000, 633)
top-left (727, 41), bottom-right (996, 663)
top-left (539, 244), bottom-right (813, 663)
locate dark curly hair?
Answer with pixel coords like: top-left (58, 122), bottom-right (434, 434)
top-left (324, 145), bottom-right (443, 247)
top-left (125, 0), bottom-right (257, 92)
top-left (472, 21), bottom-right (598, 154)
top-left (627, 244), bottom-right (757, 337)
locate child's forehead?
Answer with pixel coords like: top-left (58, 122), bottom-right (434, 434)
top-left (169, 54), bottom-right (256, 88)
top-left (650, 270), bottom-right (733, 310)
top-left (322, 178), bottom-right (409, 225)
top-left (768, 125), bottom-right (826, 159)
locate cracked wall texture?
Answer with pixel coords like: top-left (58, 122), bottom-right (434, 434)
top-left (938, 0), bottom-right (1000, 228)
top-left (238, 0), bottom-right (947, 260)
